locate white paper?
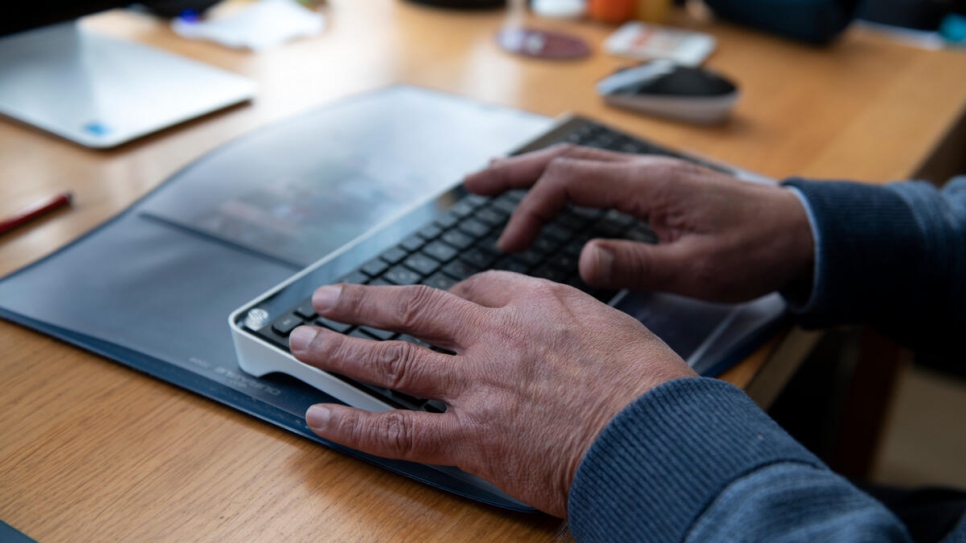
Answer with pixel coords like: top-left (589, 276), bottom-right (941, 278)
top-left (605, 21), bottom-right (715, 66)
top-left (173, 0), bottom-right (325, 52)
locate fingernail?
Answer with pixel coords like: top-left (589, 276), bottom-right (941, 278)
top-left (289, 326), bottom-right (318, 353)
top-left (313, 285), bottom-right (341, 312)
top-left (306, 405), bottom-right (331, 431)
top-left (496, 232), bottom-right (509, 252)
top-left (592, 245), bottom-right (614, 283)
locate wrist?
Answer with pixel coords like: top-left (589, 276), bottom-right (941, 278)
top-left (778, 186), bottom-right (818, 306)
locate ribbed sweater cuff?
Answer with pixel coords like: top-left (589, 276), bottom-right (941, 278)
top-left (779, 178), bottom-right (922, 328)
top-left (568, 378), bottom-right (822, 543)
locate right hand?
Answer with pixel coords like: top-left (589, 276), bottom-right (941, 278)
top-left (292, 273), bottom-right (697, 517)
top-left (463, 144), bottom-right (815, 303)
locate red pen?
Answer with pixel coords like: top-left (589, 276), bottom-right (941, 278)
top-left (0, 191), bottom-right (74, 236)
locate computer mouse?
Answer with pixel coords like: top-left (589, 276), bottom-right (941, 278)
top-left (596, 60), bottom-right (740, 124)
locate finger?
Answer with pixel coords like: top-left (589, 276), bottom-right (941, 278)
top-left (579, 238), bottom-right (698, 293)
top-left (463, 143), bottom-right (634, 197)
top-left (498, 158), bottom-right (647, 252)
top-left (448, 270), bottom-right (532, 308)
top-left (307, 404), bottom-right (460, 466)
top-left (290, 326), bottom-right (463, 400)
top-left (312, 283), bottom-right (482, 348)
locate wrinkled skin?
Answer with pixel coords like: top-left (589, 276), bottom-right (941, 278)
top-left (291, 145), bottom-right (814, 517)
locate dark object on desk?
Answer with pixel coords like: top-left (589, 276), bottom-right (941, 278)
top-left (701, 0), bottom-right (861, 44)
top-left (138, 0), bottom-right (221, 18)
top-left (0, 191), bottom-right (72, 236)
top-left (404, 0), bottom-right (505, 9)
top-left (596, 60), bottom-right (739, 124)
top-left (858, 0), bottom-right (965, 31)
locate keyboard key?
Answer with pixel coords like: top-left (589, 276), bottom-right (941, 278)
top-left (443, 259), bottom-right (479, 280)
top-left (272, 314), bottom-right (304, 337)
top-left (533, 236), bottom-right (561, 254)
top-left (424, 399), bottom-right (447, 413)
top-left (425, 272), bottom-right (457, 290)
top-left (441, 229), bottom-right (474, 250)
top-left (398, 334), bottom-right (431, 349)
top-left (423, 241), bottom-right (459, 263)
top-left (463, 194), bottom-right (490, 208)
top-left (449, 200), bottom-right (476, 217)
top-left (339, 271), bottom-right (369, 285)
top-left (315, 317), bottom-right (353, 334)
top-left (401, 235), bottom-right (425, 252)
top-left (571, 206), bottom-right (602, 220)
top-left (543, 222), bottom-right (575, 242)
top-left (532, 265), bottom-right (569, 283)
top-left (475, 207), bottom-right (507, 227)
top-left (293, 300), bottom-right (317, 320)
top-left (360, 326), bottom-right (397, 341)
top-left (460, 247), bottom-right (498, 268)
top-left (515, 248), bottom-right (547, 267)
top-left (436, 213), bottom-right (458, 228)
top-left (547, 253), bottom-right (578, 271)
top-left (491, 197), bottom-right (518, 215)
top-left (361, 257), bottom-right (390, 277)
top-left (349, 328), bottom-right (379, 340)
top-left (494, 257), bottom-right (529, 274)
top-left (404, 253), bottom-right (442, 276)
top-left (384, 265), bottom-right (422, 285)
top-left (457, 218), bottom-right (490, 238)
top-left (419, 223), bottom-right (443, 240)
top-left (604, 209), bottom-right (636, 227)
top-left (475, 233), bottom-right (502, 255)
top-left (379, 246), bottom-right (409, 265)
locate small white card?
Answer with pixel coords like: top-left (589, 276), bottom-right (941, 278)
top-left (173, 0), bottom-right (326, 52)
top-left (604, 21), bottom-right (716, 66)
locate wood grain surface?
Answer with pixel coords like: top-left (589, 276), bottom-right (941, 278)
top-left (2, 2), bottom-right (965, 541)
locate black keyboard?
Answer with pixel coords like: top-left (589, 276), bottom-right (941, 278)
top-left (249, 117), bottom-right (732, 411)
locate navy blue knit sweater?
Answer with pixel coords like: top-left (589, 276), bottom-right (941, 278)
top-left (568, 177), bottom-right (966, 542)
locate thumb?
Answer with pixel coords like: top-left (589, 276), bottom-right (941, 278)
top-left (579, 239), bottom-right (692, 293)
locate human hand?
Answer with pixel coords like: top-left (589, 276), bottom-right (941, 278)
top-left (289, 272), bottom-right (696, 517)
top-left (464, 144), bottom-right (814, 303)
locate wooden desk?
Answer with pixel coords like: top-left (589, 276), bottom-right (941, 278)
top-left (2, 2), bottom-right (965, 541)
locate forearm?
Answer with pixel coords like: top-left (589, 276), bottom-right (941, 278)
top-left (568, 378), bottom-right (909, 542)
top-left (781, 177), bottom-right (966, 357)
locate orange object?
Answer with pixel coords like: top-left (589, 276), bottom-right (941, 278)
top-left (587, 0), bottom-right (636, 24)
top-left (636, 0), bottom-right (671, 23)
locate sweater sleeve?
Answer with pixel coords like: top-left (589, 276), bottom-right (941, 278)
top-left (568, 378), bottom-right (912, 543)
top-left (779, 177), bottom-right (966, 358)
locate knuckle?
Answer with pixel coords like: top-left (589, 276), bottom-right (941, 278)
top-left (528, 276), bottom-right (565, 300)
top-left (550, 142), bottom-right (578, 156)
top-left (372, 341), bottom-right (420, 391)
top-left (545, 155), bottom-right (575, 176)
top-left (377, 411), bottom-right (416, 456)
top-left (394, 284), bottom-right (441, 330)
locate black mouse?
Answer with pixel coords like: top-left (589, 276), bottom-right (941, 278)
top-left (597, 60), bottom-right (740, 124)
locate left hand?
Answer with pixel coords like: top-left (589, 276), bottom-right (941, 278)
top-left (289, 271), bottom-right (697, 517)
